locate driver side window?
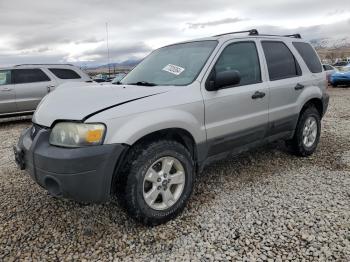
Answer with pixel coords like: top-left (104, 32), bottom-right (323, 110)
top-left (215, 42), bottom-right (261, 86)
top-left (0, 70), bottom-right (11, 86)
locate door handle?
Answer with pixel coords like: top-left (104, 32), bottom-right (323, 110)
top-left (252, 91), bottom-right (266, 99)
top-left (1, 87), bottom-right (12, 91)
top-left (47, 85), bottom-right (55, 93)
top-left (294, 83), bottom-right (305, 90)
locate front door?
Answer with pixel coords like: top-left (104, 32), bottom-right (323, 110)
top-left (201, 40), bottom-right (269, 157)
top-left (0, 70), bottom-right (16, 115)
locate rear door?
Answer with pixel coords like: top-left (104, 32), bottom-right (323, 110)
top-left (260, 40), bottom-right (306, 137)
top-left (0, 70), bottom-right (16, 114)
top-left (13, 68), bottom-right (55, 112)
top-left (201, 40), bottom-right (269, 157)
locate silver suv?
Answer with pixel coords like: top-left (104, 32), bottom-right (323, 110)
top-left (0, 64), bottom-right (91, 117)
top-left (14, 30), bottom-right (329, 225)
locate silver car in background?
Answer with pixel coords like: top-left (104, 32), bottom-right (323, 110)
top-left (0, 64), bottom-right (91, 117)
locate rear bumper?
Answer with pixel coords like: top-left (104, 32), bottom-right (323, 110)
top-left (321, 93), bottom-right (329, 117)
top-left (14, 126), bottom-right (127, 203)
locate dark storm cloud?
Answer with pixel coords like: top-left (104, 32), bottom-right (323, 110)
top-left (0, 0), bottom-right (349, 66)
top-left (187, 18), bottom-right (246, 29)
top-left (74, 37), bottom-right (103, 45)
top-left (0, 53), bottom-right (65, 66)
top-left (12, 34), bottom-right (71, 50)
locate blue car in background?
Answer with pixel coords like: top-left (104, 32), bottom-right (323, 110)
top-left (333, 61), bottom-right (350, 70)
top-left (330, 67), bottom-right (350, 87)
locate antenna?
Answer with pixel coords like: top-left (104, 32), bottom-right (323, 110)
top-left (106, 22), bottom-right (111, 77)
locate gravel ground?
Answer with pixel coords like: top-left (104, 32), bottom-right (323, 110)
top-left (0, 88), bottom-right (349, 261)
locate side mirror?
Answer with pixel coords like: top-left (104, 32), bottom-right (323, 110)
top-left (206, 70), bottom-right (241, 91)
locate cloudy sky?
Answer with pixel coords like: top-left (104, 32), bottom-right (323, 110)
top-left (0, 0), bottom-right (349, 66)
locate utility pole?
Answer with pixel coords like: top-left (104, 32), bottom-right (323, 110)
top-left (106, 22), bottom-right (111, 77)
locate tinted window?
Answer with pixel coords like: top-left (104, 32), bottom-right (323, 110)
top-left (0, 70), bottom-right (11, 86)
top-left (324, 65), bottom-right (333, 71)
top-left (262, 41), bottom-right (301, 81)
top-left (334, 61), bottom-right (348, 67)
top-left (293, 42), bottom-right (322, 73)
top-left (13, 69), bottom-right (50, 84)
top-left (49, 68), bottom-right (81, 79)
top-left (214, 42), bottom-right (261, 86)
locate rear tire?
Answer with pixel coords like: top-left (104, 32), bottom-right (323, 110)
top-left (116, 140), bottom-right (194, 226)
top-left (288, 106), bottom-right (321, 157)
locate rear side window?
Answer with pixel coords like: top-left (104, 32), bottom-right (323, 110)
top-left (293, 42), bottom-right (322, 73)
top-left (334, 61), bottom-right (347, 67)
top-left (262, 41), bottom-right (301, 81)
top-left (13, 69), bottom-right (50, 84)
top-left (214, 41), bottom-right (261, 86)
top-left (323, 65), bottom-right (333, 71)
top-left (0, 70), bottom-right (11, 85)
top-left (49, 68), bottom-right (81, 79)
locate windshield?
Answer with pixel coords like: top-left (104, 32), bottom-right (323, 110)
top-left (121, 40), bottom-right (218, 86)
top-left (341, 67), bottom-right (350, 72)
top-left (112, 73), bottom-right (127, 83)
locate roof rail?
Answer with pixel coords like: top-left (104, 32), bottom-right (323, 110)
top-left (214, 29), bottom-right (259, 37)
top-left (214, 29), bottom-right (302, 39)
top-left (14, 63), bottom-right (75, 67)
top-left (283, 34), bottom-right (302, 39)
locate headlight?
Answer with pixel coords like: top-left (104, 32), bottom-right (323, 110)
top-left (49, 122), bottom-right (106, 147)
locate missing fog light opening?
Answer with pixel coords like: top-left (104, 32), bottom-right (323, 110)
top-left (44, 177), bottom-right (62, 197)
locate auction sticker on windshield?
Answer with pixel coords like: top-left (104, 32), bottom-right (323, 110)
top-left (162, 64), bottom-right (185, 75)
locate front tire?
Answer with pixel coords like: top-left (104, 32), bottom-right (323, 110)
top-left (118, 140), bottom-right (194, 226)
top-left (288, 106), bottom-right (321, 157)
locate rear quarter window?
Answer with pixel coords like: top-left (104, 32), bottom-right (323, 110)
top-left (49, 68), bottom-right (81, 79)
top-left (292, 42), bottom-right (322, 73)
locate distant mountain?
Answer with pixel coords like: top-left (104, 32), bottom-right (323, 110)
top-left (86, 59), bottom-right (141, 70)
top-left (310, 37), bottom-right (350, 49)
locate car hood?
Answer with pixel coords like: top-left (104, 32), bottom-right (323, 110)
top-left (33, 83), bottom-right (170, 127)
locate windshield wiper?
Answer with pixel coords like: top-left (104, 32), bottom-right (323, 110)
top-left (127, 81), bottom-right (158, 86)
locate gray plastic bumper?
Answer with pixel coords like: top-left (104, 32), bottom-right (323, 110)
top-left (322, 93), bottom-right (329, 117)
top-left (14, 126), bottom-right (127, 203)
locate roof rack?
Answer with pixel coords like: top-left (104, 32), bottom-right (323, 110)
top-left (14, 63), bottom-right (75, 67)
top-left (214, 29), bottom-right (302, 39)
top-left (214, 29), bottom-right (259, 37)
top-left (283, 34), bottom-right (302, 39)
